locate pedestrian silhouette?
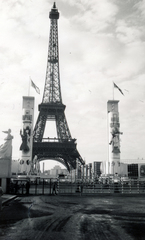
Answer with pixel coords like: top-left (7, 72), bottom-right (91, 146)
top-left (26, 181), bottom-right (30, 195)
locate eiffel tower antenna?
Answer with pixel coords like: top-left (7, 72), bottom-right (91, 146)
top-left (33, 3), bottom-right (84, 171)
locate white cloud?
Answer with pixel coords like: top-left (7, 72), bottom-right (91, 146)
top-left (116, 19), bottom-right (144, 44)
top-left (69, 0), bottom-right (118, 33)
top-left (134, 0), bottom-right (145, 19)
top-left (106, 41), bottom-right (145, 79)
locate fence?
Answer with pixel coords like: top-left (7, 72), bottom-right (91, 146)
top-left (58, 180), bottom-right (145, 195)
top-left (9, 178), bottom-right (56, 195)
top-left (9, 177), bottom-right (145, 195)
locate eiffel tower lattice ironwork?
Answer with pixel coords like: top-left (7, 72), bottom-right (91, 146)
top-left (33, 3), bottom-right (84, 171)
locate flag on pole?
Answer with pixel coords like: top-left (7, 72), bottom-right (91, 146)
top-left (31, 79), bottom-right (40, 94)
top-left (113, 82), bottom-right (124, 95)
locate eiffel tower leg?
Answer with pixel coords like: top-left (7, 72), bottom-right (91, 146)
top-left (33, 113), bottom-right (47, 142)
top-left (56, 113), bottom-right (72, 140)
top-left (63, 157), bottom-right (71, 172)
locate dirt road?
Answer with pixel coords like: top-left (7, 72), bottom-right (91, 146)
top-left (0, 195), bottom-right (145, 240)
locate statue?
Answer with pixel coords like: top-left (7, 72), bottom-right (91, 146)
top-left (20, 127), bottom-right (30, 152)
top-left (109, 126), bottom-right (123, 146)
top-left (0, 129), bottom-right (13, 159)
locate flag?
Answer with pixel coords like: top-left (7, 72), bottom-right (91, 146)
top-left (113, 82), bottom-right (124, 95)
top-left (31, 79), bottom-right (40, 94)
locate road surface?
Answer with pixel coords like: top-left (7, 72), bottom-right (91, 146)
top-left (0, 195), bottom-right (145, 240)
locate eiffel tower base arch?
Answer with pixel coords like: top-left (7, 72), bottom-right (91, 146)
top-left (32, 139), bottom-right (83, 172)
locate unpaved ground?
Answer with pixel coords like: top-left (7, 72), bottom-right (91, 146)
top-left (0, 195), bottom-right (145, 240)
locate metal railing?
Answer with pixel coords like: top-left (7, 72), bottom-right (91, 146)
top-left (9, 178), bottom-right (145, 195)
top-left (57, 179), bottom-right (145, 195)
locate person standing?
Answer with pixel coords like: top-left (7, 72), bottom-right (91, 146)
top-left (0, 186), bottom-right (3, 211)
top-left (52, 182), bottom-right (57, 195)
top-left (26, 181), bottom-right (30, 195)
top-left (80, 182), bottom-right (84, 196)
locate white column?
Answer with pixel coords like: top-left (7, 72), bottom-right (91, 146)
top-left (107, 100), bottom-right (122, 175)
top-left (20, 96), bottom-right (34, 174)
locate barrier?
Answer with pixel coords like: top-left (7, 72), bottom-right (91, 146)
top-left (8, 177), bottom-right (145, 195)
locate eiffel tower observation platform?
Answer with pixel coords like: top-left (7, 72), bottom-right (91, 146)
top-left (32, 3), bottom-right (84, 171)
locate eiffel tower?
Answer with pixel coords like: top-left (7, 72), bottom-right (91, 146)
top-left (32, 3), bottom-right (84, 171)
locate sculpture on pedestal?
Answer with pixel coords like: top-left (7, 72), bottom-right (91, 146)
top-left (0, 129), bottom-right (13, 159)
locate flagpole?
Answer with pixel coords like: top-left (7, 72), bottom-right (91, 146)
top-left (113, 82), bottom-right (114, 100)
top-left (28, 77), bottom-right (31, 96)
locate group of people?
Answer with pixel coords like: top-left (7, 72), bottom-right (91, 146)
top-left (9, 181), bottom-right (30, 195)
top-left (9, 180), bottom-right (58, 195)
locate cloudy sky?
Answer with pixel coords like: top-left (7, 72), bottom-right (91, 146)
top-left (0, 0), bottom-right (145, 169)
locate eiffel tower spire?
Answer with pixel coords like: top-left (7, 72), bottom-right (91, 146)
top-left (33, 3), bottom-right (84, 171)
top-left (43, 2), bottom-right (61, 104)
